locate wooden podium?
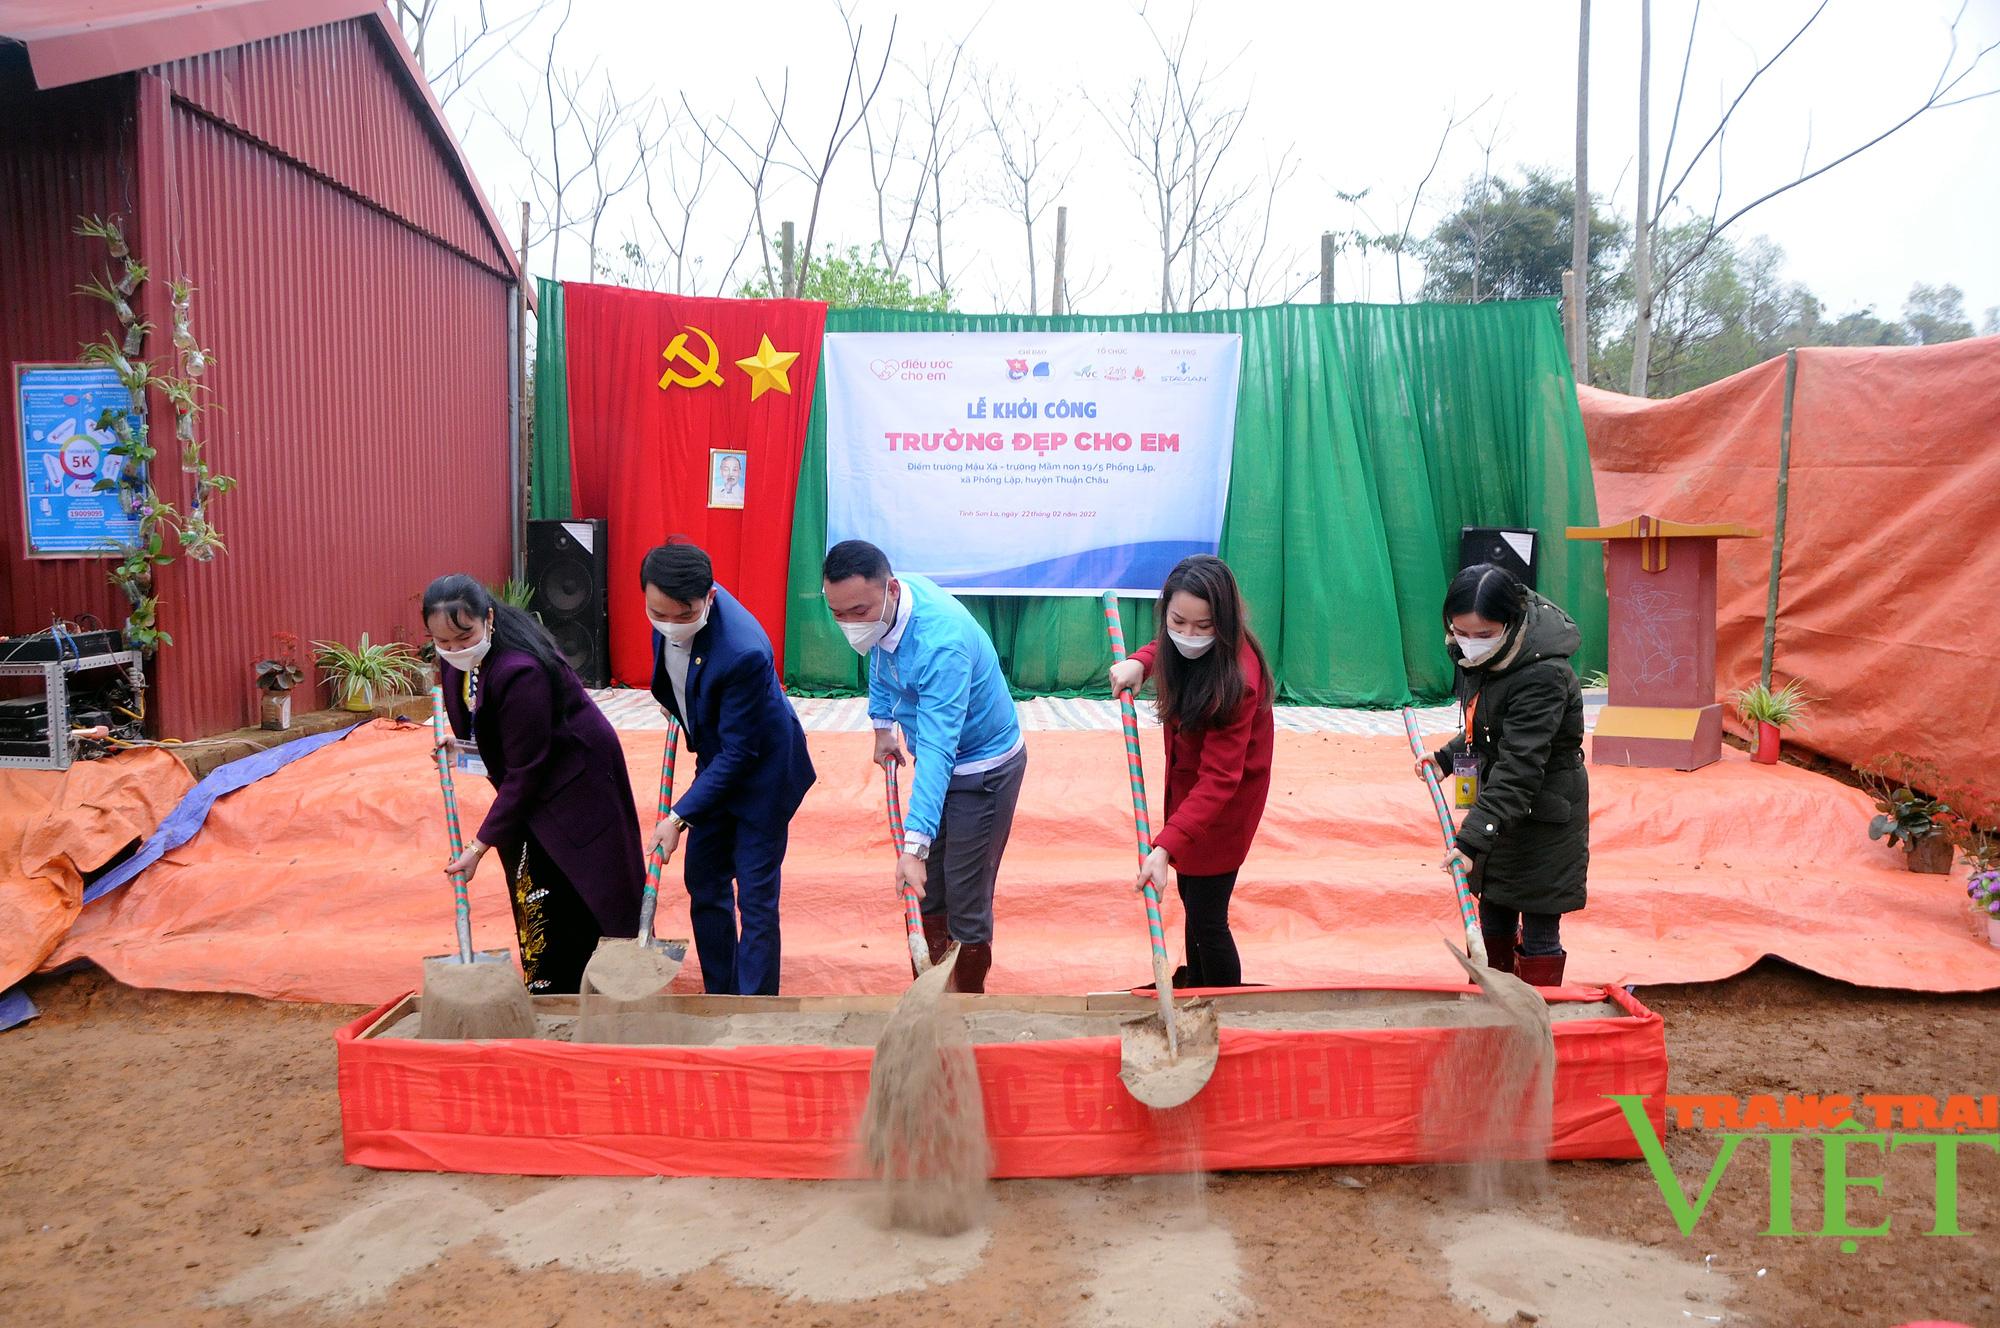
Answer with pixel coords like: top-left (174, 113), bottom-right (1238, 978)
top-left (1566, 514), bottom-right (1761, 771)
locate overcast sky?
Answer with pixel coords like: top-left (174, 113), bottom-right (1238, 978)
top-left (430, 0), bottom-right (2000, 331)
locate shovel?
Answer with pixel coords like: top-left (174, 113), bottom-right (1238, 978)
top-left (1101, 593), bottom-right (1219, 1109)
top-left (1399, 708), bottom-right (1489, 967)
top-left (883, 762), bottom-right (941, 980)
top-left (579, 718), bottom-right (690, 1019)
top-left (419, 685), bottom-right (533, 1040)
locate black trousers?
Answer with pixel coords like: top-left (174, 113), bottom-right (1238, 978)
top-left (1477, 900), bottom-right (1564, 957)
top-left (1177, 869), bottom-right (1242, 988)
top-left (499, 833), bottom-right (604, 994)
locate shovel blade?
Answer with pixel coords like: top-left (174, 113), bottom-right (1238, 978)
top-left (579, 935), bottom-right (690, 1002)
top-left (422, 948), bottom-right (516, 966)
top-left (1117, 999), bottom-right (1220, 1109)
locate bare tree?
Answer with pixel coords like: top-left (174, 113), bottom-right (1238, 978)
top-left (1628, 0), bottom-right (1999, 394)
top-left (1379, 98), bottom-right (1490, 302)
top-left (1098, 5), bottom-right (1253, 313)
top-left (1207, 147), bottom-right (1309, 307)
top-left (631, 107), bottom-right (720, 293)
top-left (866, 35), bottom-right (973, 287)
top-left (917, 52), bottom-right (978, 302)
top-left (393, 0), bottom-right (549, 110)
top-left (1570, 0), bottom-right (1592, 378)
top-left (684, 78), bottom-right (790, 298)
top-left (979, 72), bottom-right (1076, 313)
top-left (485, 2), bottom-right (650, 278)
top-left (775, 3), bottom-right (898, 294)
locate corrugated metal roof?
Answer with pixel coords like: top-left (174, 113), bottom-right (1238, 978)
top-left (150, 101), bottom-right (513, 736)
top-left (164, 20), bottom-right (512, 274)
top-left (0, 0), bottom-right (519, 282)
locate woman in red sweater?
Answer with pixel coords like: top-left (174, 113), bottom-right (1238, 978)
top-left (1107, 554), bottom-right (1275, 988)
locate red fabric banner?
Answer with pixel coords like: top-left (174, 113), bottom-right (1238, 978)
top-left (562, 285), bottom-right (827, 683)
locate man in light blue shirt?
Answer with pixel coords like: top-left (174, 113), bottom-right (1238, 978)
top-left (822, 539), bottom-right (1026, 993)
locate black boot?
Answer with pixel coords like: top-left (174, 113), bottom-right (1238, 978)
top-left (920, 914), bottom-right (951, 969)
top-left (1481, 927), bottom-right (1518, 975)
top-left (1514, 952), bottom-right (1567, 988)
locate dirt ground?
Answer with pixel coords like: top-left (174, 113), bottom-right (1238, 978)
top-left (1, 963), bottom-right (1994, 1328)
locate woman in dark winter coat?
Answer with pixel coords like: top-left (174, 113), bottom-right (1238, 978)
top-left (425, 574), bottom-right (645, 995)
top-left (1422, 563), bottom-right (1589, 987)
top-left (1107, 554), bottom-right (1275, 988)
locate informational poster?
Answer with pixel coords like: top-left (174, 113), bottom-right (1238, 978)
top-left (15, 364), bottom-right (142, 558)
top-left (824, 332), bottom-right (1242, 595)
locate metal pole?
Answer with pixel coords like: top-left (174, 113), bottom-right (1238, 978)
top-left (1320, 231), bottom-right (1335, 303)
top-left (514, 201), bottom-right (530, 580)
top-left (1760, 349), bottom-right (1798, 687)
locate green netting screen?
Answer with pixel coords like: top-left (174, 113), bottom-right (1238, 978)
top-left (779, 300), bottom-right (1605, 703)
top-left (530, 278), bottom-right (572, 521)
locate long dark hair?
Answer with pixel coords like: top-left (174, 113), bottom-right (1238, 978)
top-left (1151, 555), bottom-right (1270, 734)
top-left (421, 574), bottom-right (568, 686)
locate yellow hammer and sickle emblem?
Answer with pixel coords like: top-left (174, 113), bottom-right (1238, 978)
top-left (658, 326), bottom-right (724, 389)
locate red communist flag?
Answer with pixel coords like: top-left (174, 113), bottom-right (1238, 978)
top-left (563, 284), bottom-right (827, 685)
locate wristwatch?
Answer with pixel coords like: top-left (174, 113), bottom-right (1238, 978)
top-left (906, 841), bottom-right (930, 862)
top-left (665, 809), bottom-right (687, 833)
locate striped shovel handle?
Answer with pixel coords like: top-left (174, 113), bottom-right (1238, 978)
top-left (885, 763), bottom-right (930, 975)
top-left (636, 719), bottom-right (680, 944)
top-left (1401, 708), bottom-right (1488, 967)
top-left (430, 686), bottom-right (474, 964)
top-left (1103, 593), bottom-right (1179, 1057)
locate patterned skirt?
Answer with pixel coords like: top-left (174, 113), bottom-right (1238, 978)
top-left (498, 832), bottom-right (605, 995)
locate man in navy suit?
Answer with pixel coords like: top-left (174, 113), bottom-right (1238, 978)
top-left (642, 541), bottom-right (816, 995)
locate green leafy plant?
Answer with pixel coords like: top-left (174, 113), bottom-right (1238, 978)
top-left (312, 632), bottom-right (422, 707)
top-left (1857, 753), bottom-right (1950, 851)
top-left (491, 578), bottom-right (537, 612)
top-left (1730, 678), bottom-right (1813, 730)
top-left (1582, 669), bottom-right (1610, 689)
top-left (73, 216), bottom-right (235, 651)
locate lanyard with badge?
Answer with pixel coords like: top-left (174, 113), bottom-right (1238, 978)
top-left (453, 668), bottom-right (492, 779)
top-left (1453, 693), bottom-right (1481, 809)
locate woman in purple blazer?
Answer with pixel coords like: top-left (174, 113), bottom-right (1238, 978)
top-left (424, 574), bottom-right (645, 994)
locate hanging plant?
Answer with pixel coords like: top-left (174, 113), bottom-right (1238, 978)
top-left (73, 216), bottom-right (235, 654)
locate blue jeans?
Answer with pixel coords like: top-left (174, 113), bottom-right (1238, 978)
top-left (682, 813), bottom-right (790, 996)
top-left (1477, 901), bottom-right (1564, 957)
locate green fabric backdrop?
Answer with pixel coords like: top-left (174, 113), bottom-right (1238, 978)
top-left (530, 278), bottom-right (572, 521)
top-left (779, 300), bottom-right (1605, 703)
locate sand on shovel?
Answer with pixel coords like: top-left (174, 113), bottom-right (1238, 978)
top-left (858, 946), bottom-right (991, 1236)
top-left (575, 940), bottom-right (687, 1044)
top-left (419, 956), bottom-right (534, 1040)
top-left (1420, 941), bottom-right (1555, 1204)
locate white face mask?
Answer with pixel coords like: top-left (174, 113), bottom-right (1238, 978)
top-left (1168, 630), bottom-right (1217, 659)
top-left (1454, 633), bottom-right (1504, 665)
top-left (651, 595), bottom-right (711, 646)
top-left (838, 586), bottom-right (895, 655)
top-left (437, 634), bottom-right (490, 671)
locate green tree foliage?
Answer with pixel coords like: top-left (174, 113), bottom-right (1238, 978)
top-left (1901, 283), bottom-right (1976, 345)
top-left (1418, 168), bottom-right (1629, 346)
top-left (1596, 228), bottom-right (1822, 396)
top-left (738, 244), bottom-right (951, 311)
top-left (1810, 308), bottom-right (1911, 348)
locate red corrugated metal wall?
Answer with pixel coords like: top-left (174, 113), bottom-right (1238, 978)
top-left (0, 67), bottom-right (140, 640)
top-left (158, 20), bottom-right (512, 277)
top-left (150, 102), bottom-right (511, 735)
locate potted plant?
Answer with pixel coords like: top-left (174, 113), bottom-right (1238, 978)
top-left (1857, 753), bottom-right (1954, 874)
top-left (1968, 872), bottom-right (2000, 948)
top-left (1729, 678), bottom-right (1812, 765)
top-left (253, 631), bottom-right (304, 730)
top-left (312, 632), bottom-right (421, 713)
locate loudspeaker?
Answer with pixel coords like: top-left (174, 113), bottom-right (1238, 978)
top-left (526, 519), bottom-right (609, 687)
top-left (1459, 526), bottom-right (1539, 590)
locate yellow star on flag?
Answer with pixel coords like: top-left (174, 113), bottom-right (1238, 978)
top-left (735, 334), bottom-right (801, 401)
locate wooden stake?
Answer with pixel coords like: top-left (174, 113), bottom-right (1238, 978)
top-left (1051, 206), bottom-right (1068, 315)
top-left (1320, 232), bottom-right (1335, 304)
top-left (1760, 349), bottom-right (1798, 688)
top-left (781, 220), bottom-right (796, 298)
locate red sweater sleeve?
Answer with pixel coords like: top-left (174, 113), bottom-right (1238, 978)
top-left (1151, 654), bottom-right (1262, 866)
top-left (1130, 639), bottom-right (1159, 676)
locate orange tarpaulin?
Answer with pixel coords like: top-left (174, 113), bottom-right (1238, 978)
top-left (0, 749), bottom-right (192, 991)
top-left (1580, 338), bottom-right (2000, 797)
top-left (49, 721), bottom-right (2000, 1001)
